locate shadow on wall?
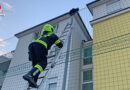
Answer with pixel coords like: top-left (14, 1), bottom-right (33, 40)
top-left (0, 56), bottom-right (11, 90)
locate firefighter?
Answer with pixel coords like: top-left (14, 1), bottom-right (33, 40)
top-left (23, 24), bottom-right (63, 88)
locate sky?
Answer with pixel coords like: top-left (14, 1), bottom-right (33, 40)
top-left (0, 0), bottom-right (94, 55)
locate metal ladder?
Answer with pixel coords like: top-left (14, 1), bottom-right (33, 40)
top-left (27, 16), bottom-right (74, 90)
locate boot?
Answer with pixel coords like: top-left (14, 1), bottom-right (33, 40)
top-left (28, 74), bottom-right (38, 87)
top-left (23, 73), bottom-right (38, 88)
top-left (23, 68), bottom-right (40, 88)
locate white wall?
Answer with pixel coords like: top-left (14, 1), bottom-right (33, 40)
top-left (1, 33), bottom-right (33, 90)
top-left (92, 0), bottom-right (130, 19)
top-left (9, 33), bottom-right (34, 67)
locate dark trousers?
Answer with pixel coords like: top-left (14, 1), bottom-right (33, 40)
top-left (28, 43), bottom-right (47, 70)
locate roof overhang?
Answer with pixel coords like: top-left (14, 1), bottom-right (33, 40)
top-left (15, 12), bottom-right (70, 38)
top-left (15, 10), bottom-right (92, 40)
top-left (87, 0), bottom-right (109, 15)
top-left (74, 13), bottom-right (92, 41)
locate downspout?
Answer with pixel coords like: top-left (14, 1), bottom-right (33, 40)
top-left (62, 16), bottom-right (74, 90)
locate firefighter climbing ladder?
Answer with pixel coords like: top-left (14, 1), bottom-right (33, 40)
top-left (27, 15), bottom-right (74, 90)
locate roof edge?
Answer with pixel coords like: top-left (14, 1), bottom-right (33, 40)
top-left (15, 12), bottom-right (70, 38)
top-left (87, 0), bottom-right (100, 6)
top-left (86, 0), bottom-right (100, 15)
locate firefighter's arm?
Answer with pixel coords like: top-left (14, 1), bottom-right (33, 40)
top-left (55, 39), bottom-right (63, 48)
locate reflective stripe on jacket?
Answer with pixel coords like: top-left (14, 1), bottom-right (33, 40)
top-left (32, 31), bottom-right (63, 50)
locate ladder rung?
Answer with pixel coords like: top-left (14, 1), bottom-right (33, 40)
top-left (38, 76), bottom-right (44, 79)
top-left (63, 30), bottom-right (69, 33)
top-left (64, 23), bottom-right (71, 29)
top-left (60, 38), bottom-right (66, 42)
top-left (60, 34), bottom-right (67, 38)
top-left (47, 54), bottom-right (56, 58)
top-left (65, 26), bottom-right (71, 29)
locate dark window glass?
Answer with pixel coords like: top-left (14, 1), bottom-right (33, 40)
top-left (84, 47), bottom-right (92, 65)
top-left (83, 70), bottom-right (92, 82)
top-left (82, 83), bottom-right (93, 90)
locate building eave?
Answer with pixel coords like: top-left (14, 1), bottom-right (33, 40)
top-left (90, 7), bottom-right (130, 25)
top-left (87, 0), bottom-right (100, 15)
top-left (87, 0), bottom-right (109, 15)
top-left (15, 12), bottom-right (70, 38)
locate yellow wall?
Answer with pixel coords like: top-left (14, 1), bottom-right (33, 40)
top-left (93, 11), bottom-right (130, 90)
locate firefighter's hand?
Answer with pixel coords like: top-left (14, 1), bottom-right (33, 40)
top-left (69, 8), bottom-right (79, 16)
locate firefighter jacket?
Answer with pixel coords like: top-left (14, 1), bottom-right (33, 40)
top-left (32, 31), bottom-right (63, 50)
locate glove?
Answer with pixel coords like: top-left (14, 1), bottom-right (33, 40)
top-left (69, 8), bottom-right (79, 16)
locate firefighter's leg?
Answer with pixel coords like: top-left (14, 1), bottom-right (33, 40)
top-left (23, 44), bottom-right (38, 88)
top-left (23, 43), bottom-right (47, 88)
top-left (31, 44), bottom-right (47, 82)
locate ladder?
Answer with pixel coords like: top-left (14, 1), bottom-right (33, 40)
top-left (27, 16), bottom-right (74, 90)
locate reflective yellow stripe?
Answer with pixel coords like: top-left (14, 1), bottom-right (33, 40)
top-left (32, 40), bottom-right (47, 48)
top-left (34, 64), bottom-right (43, 73)
top-left (43, 32), bottom-right (53, 38)
top-left (55, 39), bottom-right (61, 45)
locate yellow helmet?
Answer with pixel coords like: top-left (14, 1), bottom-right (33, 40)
top-left (43, 24), bottom-right (54, 32)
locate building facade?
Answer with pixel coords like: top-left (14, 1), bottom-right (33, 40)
top-left (87, 0), bottom-right (130, 90)
top-left (1, 11), bottom-right (92, 90)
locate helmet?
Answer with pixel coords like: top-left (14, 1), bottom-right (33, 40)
top-left (43, 24), bottom-right (54, 32)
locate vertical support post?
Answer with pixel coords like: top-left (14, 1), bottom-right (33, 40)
top-left (62, 16), bottom-right (74, 90)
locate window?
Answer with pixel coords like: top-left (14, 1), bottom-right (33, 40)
top-left (83, 47), bottom-right (92, 65)
top-left (48, 83), bottom-right (57, 90)
top-left (83, 70), bottom-right (92, 82)
top-left (106, 0), bottom-right (121, 14)
top-left (82, 83), bottom-right (93, 90)
top-left (48, 77), bottom-right (57, 90)
top-left (82, 70), bottom-right (93, 90)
